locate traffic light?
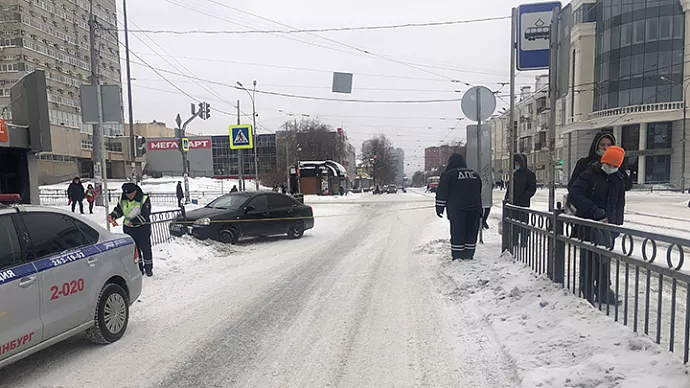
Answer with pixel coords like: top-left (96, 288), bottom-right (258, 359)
top-left (198, 101), bottom-right (211, 120)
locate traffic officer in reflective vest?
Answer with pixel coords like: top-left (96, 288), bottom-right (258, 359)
top-left (109, 182), bottom-right (154, 277)
top-left (435, 153), bottom-right (483, 260)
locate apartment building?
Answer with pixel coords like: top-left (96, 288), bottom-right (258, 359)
top-left (0, 0), bottom-right (125, 185)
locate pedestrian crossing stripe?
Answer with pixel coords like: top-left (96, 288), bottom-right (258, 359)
top-left (228, 124), bottom-right (254, 149)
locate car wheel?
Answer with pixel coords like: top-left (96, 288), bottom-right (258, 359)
top-left (87, 283), bottom-right (129, 344)
top-left (287, 220), bottom-right (305, 239)
top-left (219, 227), bottom-right (239, 244)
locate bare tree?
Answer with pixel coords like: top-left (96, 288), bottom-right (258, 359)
top-left (362, 134), bottom-right (396, 185)
top-left (412, 170), bottom-right (425, 187)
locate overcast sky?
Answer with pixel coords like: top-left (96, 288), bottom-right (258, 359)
top-left (119, 0), bottom-right (543, 174)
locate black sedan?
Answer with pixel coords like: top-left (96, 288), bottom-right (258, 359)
top-left (169, 192), bottom-right (314, 244)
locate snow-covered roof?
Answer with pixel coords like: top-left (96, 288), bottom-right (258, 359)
top-left (329, 161), bottom-right (348, 176)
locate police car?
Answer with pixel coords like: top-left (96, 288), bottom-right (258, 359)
top-left (0, 195), bottom-right (142, 369)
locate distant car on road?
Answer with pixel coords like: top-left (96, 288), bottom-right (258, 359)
top-left (170, 192), bottom-right (314, 243)
top-left (386, 185), bottom-right (398, 194)
top-left (0, 195), bottom-right (142, 369)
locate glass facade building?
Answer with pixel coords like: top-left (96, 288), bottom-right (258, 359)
top-left (594, 0), bottom-right (685, 111)
top-left (211, 134), bottom-right (277, 177)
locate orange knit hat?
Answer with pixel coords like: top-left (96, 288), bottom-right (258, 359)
top-left (600, 146), bottom-right (625, 168)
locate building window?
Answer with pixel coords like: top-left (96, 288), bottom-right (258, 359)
top-left (81, 138), bottom-right (93, 150)
top-left (646, 155), bottom-right (671, 183)
top-left (105, 142), bottom-right (123, 153)
top-left (647, 122), bottom-right (672, 150)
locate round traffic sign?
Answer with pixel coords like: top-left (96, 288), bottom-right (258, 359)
top-left (461, 86), bottom-right (497, 122)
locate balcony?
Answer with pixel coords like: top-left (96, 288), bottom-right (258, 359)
top-left (589, 102), bottom-right (683, 120)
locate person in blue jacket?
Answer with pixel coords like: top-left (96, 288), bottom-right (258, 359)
top-left (568, 146), bottom-right (626, 304)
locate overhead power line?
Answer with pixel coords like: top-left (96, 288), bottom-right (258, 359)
top-left (200, 0), bottom-right (466, 83)
top-left (129, 60), bottom-right (462, 104)
top-left (114, 16), bottom-right (510, 35)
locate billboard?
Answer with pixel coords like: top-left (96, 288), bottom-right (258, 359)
top-left (147, 138), bottom-right (211, 151)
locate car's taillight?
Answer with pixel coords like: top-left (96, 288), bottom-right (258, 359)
top-left (134, 248), bottom-right (139, 265)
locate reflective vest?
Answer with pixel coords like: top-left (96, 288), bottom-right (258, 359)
top-left (120, 195), bottom-right (148, 224)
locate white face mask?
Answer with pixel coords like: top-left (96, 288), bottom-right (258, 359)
top-left (601, 164), bottom-right (619, 175)
top-left (596, 149), bottom-right (606, 157)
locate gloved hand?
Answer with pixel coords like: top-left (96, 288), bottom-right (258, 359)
top-left (435, 206), bottom-right (444, 218)
top-left (592, 207), bottom-right (606, 221)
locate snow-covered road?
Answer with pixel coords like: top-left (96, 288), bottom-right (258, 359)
top-left (1, 191), bottom-right (688, 387)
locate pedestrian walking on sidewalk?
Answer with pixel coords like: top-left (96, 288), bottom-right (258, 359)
top-left (85, 184), bottom-right (97, 214)
top-left (176, 181), bottom-right (184, 207)
top-left (67, 177), bottom-right (85, 214)
top-left (435, 153), bottom-right (482, 261)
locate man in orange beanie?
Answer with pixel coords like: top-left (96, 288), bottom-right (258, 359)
top-left (568, 146), bottom-right (627, 305)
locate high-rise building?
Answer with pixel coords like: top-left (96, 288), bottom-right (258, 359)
top-left (0, 0), bottom-right (126, 185)
top-left (393, 147), bottom-right (404, 184)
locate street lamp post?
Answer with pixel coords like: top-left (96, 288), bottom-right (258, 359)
top-left (237, 81), bottom-right (260, 190)
top-left (662, 76), bottom-right (690, 191)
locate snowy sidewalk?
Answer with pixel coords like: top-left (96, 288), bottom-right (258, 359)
top-left (417, 218), bottom-right (690, 388)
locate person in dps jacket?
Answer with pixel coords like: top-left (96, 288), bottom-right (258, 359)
top-left (435, 153), bottom-right (482, 261)
top-left (505, 154), bottom-right (537, 247)
top-left (569, 146), bottom-right (626, 304)
top-left (109, 183), bottom-right (154, 277)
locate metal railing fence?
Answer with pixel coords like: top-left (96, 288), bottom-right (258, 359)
top-left (502, 202), bottom-right (690, 364)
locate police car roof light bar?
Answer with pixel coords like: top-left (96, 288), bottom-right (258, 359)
top-left (0, 194), bottom-right (21, 204)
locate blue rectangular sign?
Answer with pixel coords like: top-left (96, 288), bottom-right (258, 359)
top-left (517, 1), bottom-right (561, 71)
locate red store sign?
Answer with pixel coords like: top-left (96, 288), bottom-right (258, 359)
top-left (147, 139), bottom-right (211, 150)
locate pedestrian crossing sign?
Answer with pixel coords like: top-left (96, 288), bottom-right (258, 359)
top-left (228, 124), bottom-right (253, 149)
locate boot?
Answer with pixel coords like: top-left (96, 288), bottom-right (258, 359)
top-left (139, 264), bottom-right (145, 276)
top-left (482, 221), bottom-right (490, 230)
top-left (145, 265), bottom-right (153, 277)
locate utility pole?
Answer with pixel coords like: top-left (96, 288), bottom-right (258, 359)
top-left (476, 87), bottom-right (484, 244)
top-left (89, 0), bottom-right (106, 209)
top-left (251, 81), bottom-right (259, 190)
top-left (123, 0), bottom-right (137, 182)
top-left (547, 7), bottom-right (559, 211)
top-left (237, 100), bottom-right (244, 191)
top-left (508, 7), bottom-right (517, 206)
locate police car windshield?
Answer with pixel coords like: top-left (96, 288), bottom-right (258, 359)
top-left (207, 194), bottom-right (247, 210)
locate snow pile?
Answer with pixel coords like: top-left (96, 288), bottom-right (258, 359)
top-left (417, 221), bottom-right (690, 387)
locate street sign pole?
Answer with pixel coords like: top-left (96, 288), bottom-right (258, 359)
top-left (547, 7), bottom-right (559, 212)
top-left (476, 87), bottom-right (484, 244)
top-left (96, 84), bottom-right (110, 231)
top-left (237, 100), bottom-right (244, 191)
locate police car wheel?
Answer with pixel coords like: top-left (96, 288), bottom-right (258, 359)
top-left (219, 228), bottom-right (239, 244)
top-left (86, 283), bottom-right (129, 344)
top-left (287, 220), bottom-right (304, 239)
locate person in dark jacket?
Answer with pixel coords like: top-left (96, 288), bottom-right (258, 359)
top-left (568, 131), bottom-right (633, 191)
top-left (569, 146), bottom-right (626, 305)
top-left (176, 181), bottom-right (184, 207)
top-left (435, 154), bottom-right (483, 260)
top-left (109, 183), bottom-right (154, 277)
top-left (67, 177), bottom-right (85, 214)
top-left (505, 154), bottom-right (537, 247)
top-left (230, 185), bottom-right (238, 193)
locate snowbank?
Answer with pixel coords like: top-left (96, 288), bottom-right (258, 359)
top-left (416, 218), bottom-right (690, 387)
